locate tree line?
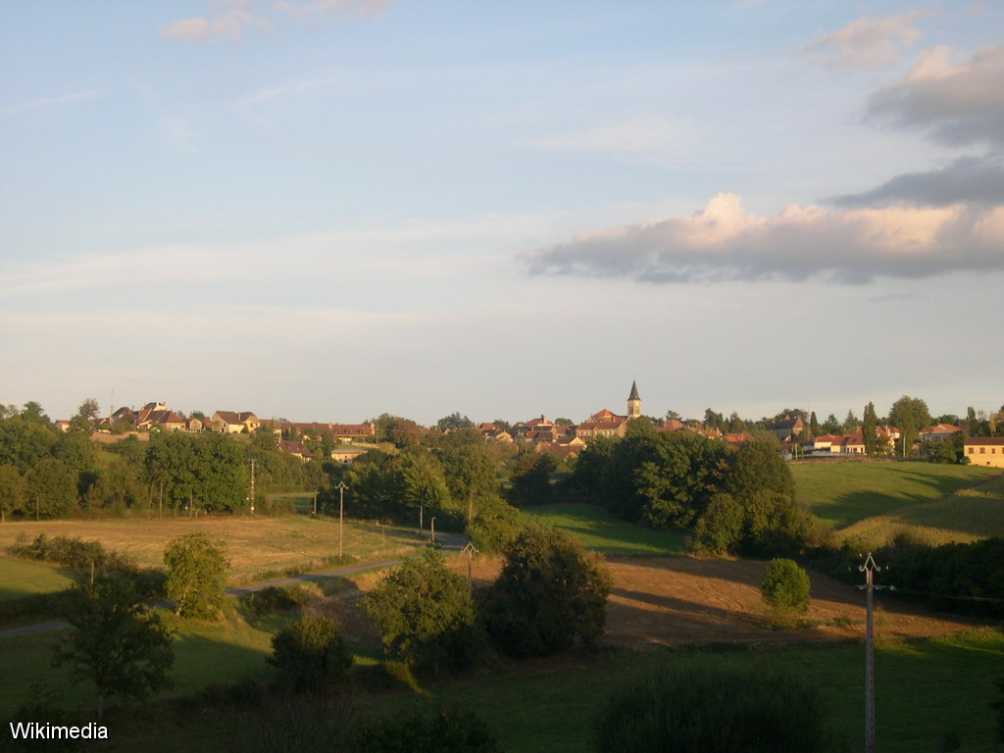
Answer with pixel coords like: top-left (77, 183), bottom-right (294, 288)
top-left (0, 401), bottom-right (324, 521)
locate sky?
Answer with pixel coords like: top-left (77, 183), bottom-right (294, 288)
top-left (2, 1), bottom-right (1003, 425)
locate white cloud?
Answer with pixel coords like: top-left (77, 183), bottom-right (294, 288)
top-left (272, 0), bottom-right (390, 17)
top-left (161, 1), bottom-right (268, 42)
top-left (526, 193), bottom-right (1004, 284)
top-left (806, 11), bottom-right (926, 70)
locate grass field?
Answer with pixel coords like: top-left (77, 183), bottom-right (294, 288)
top-left (45, 629), bottom-right (1004, 753)
top-left (0, 515), bottom-right (428, 584)
top-left (522, 503), bottom-right (688, 555)
top-left (0, 556), bottom-right (74, 601)
top-left (792, 461), bottom-right (1003, 547)
top-left (0, 600), bottom-right (280, 717)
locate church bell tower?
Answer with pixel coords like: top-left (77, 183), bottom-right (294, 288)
top-left (627, 380), bottom-right (641, 419)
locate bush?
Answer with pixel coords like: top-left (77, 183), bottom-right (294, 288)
top-left (760, 558), bottom-right (811, 613)
top-left (691, 493), bottom-right (744, 554)
top-left (269, 613), bottom-right (352, 692)
top-left (164, 534), bottom-right (228, 619)
top-left (483, 526), bottom-right (611, 657)
top-left (363, 549), bottom-right (481, 672)
top-left (595, 666), bottom-right (844, 753)
top-left (239, 585), bottom-right (311, 618)
top-left (357, 708), bottom-right (505, 753)
top-left (466, 497), bottom-right (525, 554)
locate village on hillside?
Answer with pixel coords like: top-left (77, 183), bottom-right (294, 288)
top-left (55, 382), bottom-right (1004, 470)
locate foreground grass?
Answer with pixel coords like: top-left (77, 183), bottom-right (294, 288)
top-left (0, 556), bottom-right (74, 601)
top-left (62, 628), bottom-right (1004, 753)
top-left (522, 503), bottom-right (688, 555)
top-left (0, 514), bottom-right (426, 584)
top-left (793, 461), bottom-right (998, 532)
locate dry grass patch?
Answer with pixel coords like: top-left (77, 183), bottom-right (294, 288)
top-left (0, 516), bottom-right (427, 584)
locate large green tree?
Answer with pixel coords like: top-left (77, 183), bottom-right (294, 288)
top-left (0, 464), bottom-right (26, 522)
top-left (888, 395), bottom-right (932, 455)
top-left (26, 458), bottom-right (78, 519)
top-left (53, 574), bottom-right (174, 718)
top-left (862, 402), bottom-right (879, 455)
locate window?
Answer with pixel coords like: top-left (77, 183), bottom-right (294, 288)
top-left (968, 447), bottom-right (975, 454)
top-left (980, 447), bottom-right (986, 454)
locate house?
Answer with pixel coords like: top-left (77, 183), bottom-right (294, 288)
top-left (54, 420), bottom-right (71, 432)
top-left (331, 447), bottom-right (368, 464)
top-left (771, 415), bottom-right (805, 442)
top-left (576, 409), bottom-right (631, 440)
top-left (964, 437), bottom-right (1004, 468)
top-left (211, 411), bottom-right (260, 434)
top-left (812, 434), bottom-right (842, 452)
top-left (187, 417), bottom-right (204, 433)
top-left (279, 440), bottom-right (308, 461)
top-left (920, 423), bottom-right (962, 442)
top-left (479, 422), bottom-right (514, 443)
top-left (534, 442), bottom-right (583, 461)
top-left (330, 423), bottom-right (376, 443)
top-left (137, 410), bottom-right (187, 432)
top-left (723, 432), bottom-right (752, 445)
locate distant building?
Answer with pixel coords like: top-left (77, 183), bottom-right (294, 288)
top-left (771, 415), bottom-right (805, 443)
top-left (212, 411), bottom-right (260, 434)
top-left (54, 420), bottom-right (71, 432)
top-left (576, 382), bottom-right (642, 442)
top-left (964, 437), bottom-right (1004, 468)
top-left (919, 423), bottom-right (962, 442)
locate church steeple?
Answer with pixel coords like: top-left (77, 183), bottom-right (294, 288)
top-left (627, 380), bottom-right (641, 419)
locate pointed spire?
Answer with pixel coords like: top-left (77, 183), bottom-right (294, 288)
top-left (628, 380), bottom-right (640, 401)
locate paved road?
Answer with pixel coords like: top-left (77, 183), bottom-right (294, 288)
top-left (0, 536), bottom-right (466, 640)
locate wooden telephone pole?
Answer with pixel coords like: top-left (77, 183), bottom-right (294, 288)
top-left (337, 481), bottom-right (347, 559)
top-left (249, 459), bottom-right (256, 515)
top-left (462, 542), bottom-right (479, 586)
top-left (858, 553), bottom-right (891, 753)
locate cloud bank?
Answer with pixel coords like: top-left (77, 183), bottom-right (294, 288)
top-left (806, 11), bottom-right (925, 70)
top-left (831, 155), bottom-right (1004, 208)
top-left (524, 193), bottom-right (1004, 284)
top-left (867, 45), bottom-right (1004, 147)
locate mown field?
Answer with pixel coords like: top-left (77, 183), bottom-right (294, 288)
top-left (0, 514), bottom-right (427, 585)
top-left (792, 461), bottom-right (1003, 547)
top-left (521, 503), bottom-right (688, 555)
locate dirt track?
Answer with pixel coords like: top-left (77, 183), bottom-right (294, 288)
top-left (448, 554), bottom-right (980, 648)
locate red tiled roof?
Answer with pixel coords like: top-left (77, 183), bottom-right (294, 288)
top-left (964, 437), bottom-right (1004, 446)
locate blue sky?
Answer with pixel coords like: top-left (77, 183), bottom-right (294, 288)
top-left (2, 1), bottom-right (1003, 424)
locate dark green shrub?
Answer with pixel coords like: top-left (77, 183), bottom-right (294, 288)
top-left (164, 533), bottom-right (228, 619)
top-left (994, 677), bottom-right (1004, 743)
top-left (692, 493), bottom-right (744, 554)
top-left (357, 708), bottom-right (504, 753)
top-left (761, 558), bottom-right (811, 613)
top-left (595, 666), bottom-right (844, 753)
top-left (363, 549), bottom-right (481, 672)
top-left (239, 585), bottom-right (310, 618)
top-left (483, 526), bottom-right (611, 657)
top-left (269, 613), bottom-right (351, 692)
top-left (466, 497), bottom-right (525, 554)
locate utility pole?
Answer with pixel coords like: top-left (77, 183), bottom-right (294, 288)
top-left (249, 458), bottom-right (256, 515)
top-left (312, 491), bottom-right (318, 516)
top-left (858, 553), bottom-right (892, 753)
top-left (462, 542), bottom-right (479, 587)
top-left (419, 504), bottom-right (423, 532)
top-left (337, 480), bottom-right (347, 560)
top-left (430, 517), bottom-right (436, 546)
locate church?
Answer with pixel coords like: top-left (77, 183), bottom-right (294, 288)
top-left (575, 381), bottom-right (642, 441)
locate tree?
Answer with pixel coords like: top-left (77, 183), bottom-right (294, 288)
top-left (71, 398), bottom-right (101, 433)
top-left (363, 550), bottom-right (480, 672)
top-left (432, 429), bottom-right (498, 507)
top-left (164, 534), bottom-right (228, 618)
top-left (483, 527), bottom-right (611, 657)
top-left (53, 574), bottom-right (173, 718)
top-left (0, 415), bottom-right (56, 472)
top-left (692, 493), bottom-right (744, 554)
top-left (436, 412), bottom-right (473, 433)
top-left (20, 401), bottom-right (49, 424)
top-left (26, 458), bottom-right (78, 519)
top-left (0, 464), bottom-right (26, 522)
top-left (760, 558), bottom-right (811, 613)
top-left (269, 613), bottom-right (352, 692)
top-left (822, 414), bottom-right (841, 434)
top-left (862, 402), bottom-right (879, 455)
top-left (703, 409), bottom-right (724, 431)
top-left (509, 451), bottom-right (557, 507)
top-left (842, 410), bottom-right (860, 433)
top-left (889, 395), bottom-right (932, 456)
top-left (809, 411), bottom-right (820, 437)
